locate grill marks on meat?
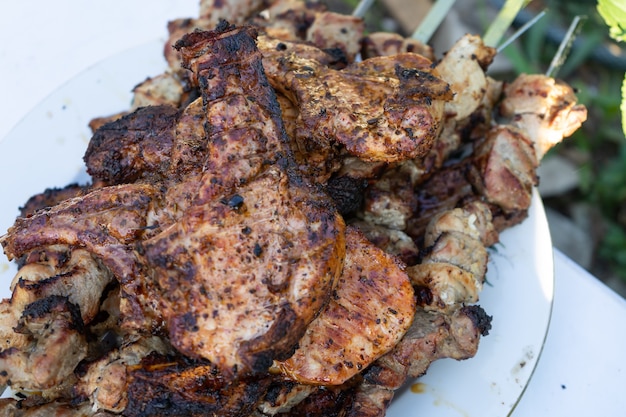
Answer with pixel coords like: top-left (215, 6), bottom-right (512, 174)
top-left (176, 24), bottom-right (294, 202)
top-left (125, 353), bottom-right (272, 417)
top-left (0, 295), bottom-right (86, 392)
top-left (274, 227), bottom-right (414, 386)
top-left (1, 184), bottom-right (156, 279)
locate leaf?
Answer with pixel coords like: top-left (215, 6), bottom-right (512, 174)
top-left (597, 0), bottom-right (626, 42)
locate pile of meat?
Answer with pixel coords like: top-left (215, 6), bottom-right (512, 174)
top-left (0, 0), bottom-right (587, 416)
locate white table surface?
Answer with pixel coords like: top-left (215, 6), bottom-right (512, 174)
top-left (1, 1), bottom-right (625, 416)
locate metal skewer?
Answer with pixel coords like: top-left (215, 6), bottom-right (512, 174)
top-left (496, 9), bottom-right (547, 53)
top-left (546, 15), bottom-right (586, 78)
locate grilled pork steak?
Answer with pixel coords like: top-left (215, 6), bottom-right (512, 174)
top-left (137, 24), bottom-right (346, 381)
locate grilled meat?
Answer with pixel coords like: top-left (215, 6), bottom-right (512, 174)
top-left (19, 184), bottom-right (90, 218)
top-left (135, 24), bottom-right (346, 381)
top-left (275, 226), bottom-right (415, 385)
top-left (409, 201), bottom-right (497, 311)
top-left (143, 165), bottom-right (345, 380)
top-left (0, 183), bottom-right (161, 331)
top-left (346, 306), bottom-right (491, 417)
top-left (0, 0), bottom-right (590, 413)
top-left (253, 0), bottom-right (364, 64)
top-left (0, 399), bottom-right (103, 417)
top-left (361, 32), bottom-right (434, 61)
top-left (131, 72), bottom-right (186, 110)
top-left (263, 47), bottom-right (452, 174)
top-left (75, 336), bottom-right (173, 413)
top-left (0, 295), bottom-right (86, 393)
top-left (500, 73), bottom-right (588, 160)
top-left (435, 34), bottom-right (496, 120)
top-left (124, 353), bottom-right (272, 417)
top-left (85, 105), bottom-right (179, 185)
top-left (349, 220), bottom-right (420, 266)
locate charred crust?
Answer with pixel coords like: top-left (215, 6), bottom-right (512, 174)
top-left (324, 176), bottom-right (367, 216)
top-left (414, 284), bottom-right (433, 307)
top-left (126, 354), bottom-right (271, 417)
top-left (18, 295), bottom-right (85, 333)
top-left (460, 305), bottom-right (492, 336)
top-left (19, 183), bottom-right (89, 217)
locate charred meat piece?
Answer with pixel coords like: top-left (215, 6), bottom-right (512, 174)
top-left (138, 24), bottom-right (347, 381)
top-left (84, 105), bottom-right (179, 185)
top-left (257, 381), bottom-right (359, 417)
top-left (274, 226), bottom-right (415, 385)
top-left (125, 353), bottom-right (272, 417)
top-left (255, 380), bottom-right (317, 415)
top-left (324, 175), bottom-right (368, 216)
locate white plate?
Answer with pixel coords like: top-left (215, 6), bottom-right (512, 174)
top-left (0, 40), bottom-right (554, 416)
